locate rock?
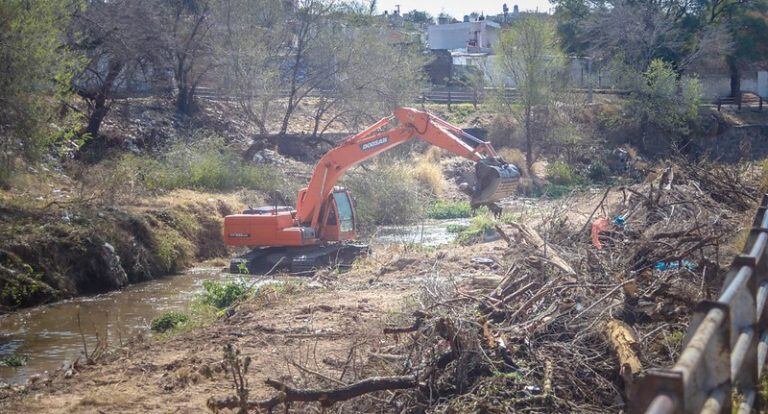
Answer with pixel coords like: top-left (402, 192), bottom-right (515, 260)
top-left (306, 281), bottom-right (324, 289)
top-left (470, 257), bottom-right (496, 267)
top-left (99, 242), bottom-right (128, 288)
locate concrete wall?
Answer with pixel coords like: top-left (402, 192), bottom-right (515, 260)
top-left (427, 21), bottom-right (499, 50)
top-left (693, 71), bottom-right (767, 99)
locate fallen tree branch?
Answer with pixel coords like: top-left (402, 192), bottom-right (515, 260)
top-left (207, 375), bottom-right (418, 411)
top-left (383, 311), bottom-right (426, 334)
top-left (496, 223), bottom-right (576, 276)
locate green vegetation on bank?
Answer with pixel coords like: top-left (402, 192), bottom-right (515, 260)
top-left (150, 311), bottom-right (189, 333)
top-left (427, 200), bottom-right (473, 219)
top-left (104, 137), bottom-right (285, 194)
top-left (0, 354), bottom-right (28, 367)
top-left (455, 211), bottom-right (497, 245)
top-left (199, 279), bottom-right (250, 309)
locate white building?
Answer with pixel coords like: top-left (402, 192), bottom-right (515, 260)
top-left (427, 20), bottom-right (500, 51)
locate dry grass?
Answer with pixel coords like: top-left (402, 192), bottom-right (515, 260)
top-left (422, 146), bottom-right (447, 164)
top-left (412, 157), bottom-right (447, 196)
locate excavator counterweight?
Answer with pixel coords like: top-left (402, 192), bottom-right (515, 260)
top-left (223, 108), bottom-right (520, 274)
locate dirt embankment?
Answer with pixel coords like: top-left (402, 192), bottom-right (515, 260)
top-left (0, 190), bottom-right (242, 311)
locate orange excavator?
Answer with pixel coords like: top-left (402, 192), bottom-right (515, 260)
top-left (223, 107), bottom-right (519, 273)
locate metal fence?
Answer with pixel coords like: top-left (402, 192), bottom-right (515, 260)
top-left (633, 195), bottom-right (768, 413)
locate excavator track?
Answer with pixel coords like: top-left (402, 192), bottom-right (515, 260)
top-left (229, 243), bottom-right (370, 275)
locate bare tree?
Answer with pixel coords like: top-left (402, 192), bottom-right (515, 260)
top-left (154, 0), bottom-right (215, 115)
top-left (215, 0), bottom-right (424, 147)
top-left (70, 0), bottom-right (161, 141)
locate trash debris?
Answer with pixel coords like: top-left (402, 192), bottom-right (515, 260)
top-left (654, 260), bottom-right (697, 271)
top-left (591, 216), bottom-right (611, 249)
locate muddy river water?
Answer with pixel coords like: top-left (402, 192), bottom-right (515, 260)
top-left (0, 220), bottom-right (467, 385)
top-left (0, 268), bottom-right (252, 384)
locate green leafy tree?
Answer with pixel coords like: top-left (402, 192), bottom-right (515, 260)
top-left (618, 59), bottom-right (702, 144)
top-left (0, 0), bottom-right (83, 185)
top-left (496, 16), bottom-right (564, 173)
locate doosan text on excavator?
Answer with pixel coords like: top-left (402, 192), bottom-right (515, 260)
top-left (223, 107), bottom-right (520, 273)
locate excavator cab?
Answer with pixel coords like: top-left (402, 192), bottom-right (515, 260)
top-left (319, 188), bottom-right (356, 241)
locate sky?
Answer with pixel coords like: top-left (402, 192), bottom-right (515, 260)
top-left (375, 0), bottom-right (554, 17)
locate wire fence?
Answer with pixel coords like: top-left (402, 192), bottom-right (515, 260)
top-left (634, 194), bottom-right (768, 413)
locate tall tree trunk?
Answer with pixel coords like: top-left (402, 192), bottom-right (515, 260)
top-left (83, 61), bottom-right (123, 139)
top-left (524, 105), bottom-right (533, 175)
top-left (176, 86), bottom-right (194, 115)
top-left (729, 60), bottom-right (741, 101)
top-left (175, 57), bottom-right (196, 115)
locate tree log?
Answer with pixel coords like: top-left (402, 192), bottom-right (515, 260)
top-left (603, 319), bottom-right (642, 389)
top-left (207, 375), bottom-right (418, 411)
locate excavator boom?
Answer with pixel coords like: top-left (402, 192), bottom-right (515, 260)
top-left (223, 107), bottom-right (519, 273)
top-left (294, 107), bottom-right (518, 227)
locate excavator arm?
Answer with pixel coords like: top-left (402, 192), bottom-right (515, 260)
top-left (295, 107), bottom-right (519, 228)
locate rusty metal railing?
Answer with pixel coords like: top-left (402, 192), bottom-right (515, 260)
top-left (633, 195), bottom-right (768, 413)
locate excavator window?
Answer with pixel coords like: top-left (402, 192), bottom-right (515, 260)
top-left (333, 192), bottom-right (354, 233)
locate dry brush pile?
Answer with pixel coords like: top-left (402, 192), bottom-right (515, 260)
top-left (208, 161), bottom-right (759, 413)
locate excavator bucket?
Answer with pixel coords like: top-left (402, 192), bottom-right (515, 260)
top-left (472, 159), bottom-right (520, 205)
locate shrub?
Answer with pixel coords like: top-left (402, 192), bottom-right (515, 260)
top-left (199, 279), bottom-right (250, 309)
top-left (617, 59), bottom-right (702, 141)
top-left (446, 223), bottom-right (468, 233)
top-left (588, 161), bottom-right (610, 182)
top-left (152, 227), bottom-right (194, 273)
top-left (343, 162), bottom-right (426, 231)
top-left (99, 135), bottom-right (286, 195)
top-left (422, 147), bottom-right (446, 164)
top-left (528, 183), bottom-right (577, 198)
top-left (547, 161), bottom-right (578, 186)
top-left (151, 311), bottom-right (189, 333)
top-left (427, 200), bottom-right (473, 219)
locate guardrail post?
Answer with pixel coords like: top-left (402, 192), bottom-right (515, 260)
top-left (632, 371), bottom-right (683, 413)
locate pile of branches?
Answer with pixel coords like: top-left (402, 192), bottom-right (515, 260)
top-left (208, 161), bottom-right (758, 413)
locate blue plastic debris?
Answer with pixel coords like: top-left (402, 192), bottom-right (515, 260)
top-left (613, 215), bottom-right (626, 228)
top-left (654, 260), bottom-right (697, 271)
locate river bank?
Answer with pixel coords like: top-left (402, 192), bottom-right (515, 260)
top-left (0, 189), bottom-right (243, 312)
